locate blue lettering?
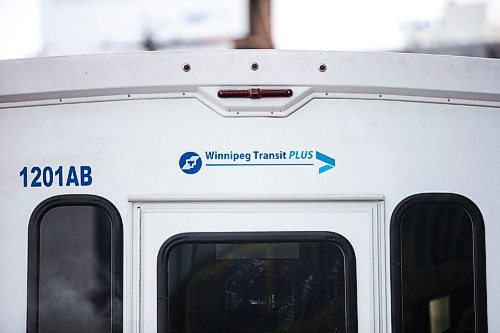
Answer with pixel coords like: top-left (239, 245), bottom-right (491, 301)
top-left (19, 165), bottom-right (94, 188)
top-left (80, 166), bottom-right (92, 186)
top-left (289, 150), bottom-right (314, 160)
top-left (31, 167), bottom-right (42, 187)
top-left (20, 167), bottom-right (28, 187)
top-left (66, 166), bottom-right (80, 186)
top-left (55, 166), bottom-right (63, 186)
top-left (42, 167), bottom-right (53, 187)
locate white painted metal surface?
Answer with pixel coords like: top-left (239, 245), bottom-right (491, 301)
top-left (0, 50), bottom-right (499, 332)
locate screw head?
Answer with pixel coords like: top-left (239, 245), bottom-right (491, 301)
top-left (319, 64), bottom-right (327, 72)
top-left (183, 64), bottom-right (191, 72)
top-left (251, 62), bottom-right (259, 71)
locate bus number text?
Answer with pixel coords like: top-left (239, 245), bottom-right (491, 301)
top-left (20, 166), bottom-right (92, 188)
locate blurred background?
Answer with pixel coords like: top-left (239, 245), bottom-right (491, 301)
top-left (1, 0), bottom-right (500, 60)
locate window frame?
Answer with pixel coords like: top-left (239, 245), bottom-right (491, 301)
top-left (157, 231), bottom-right (358, 333)
top-left (27, 194), bottom-right (123, 333)
top-left (390, 193), bottom-right (487, 332)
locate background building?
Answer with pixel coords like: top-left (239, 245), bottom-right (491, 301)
top-left (403, 0), bottom-right (500, 57)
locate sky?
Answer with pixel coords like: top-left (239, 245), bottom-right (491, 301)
top-left (0, 0), bottom-right (489, 60)
top-left (272, 0), bottom-right (448, 51)
top-left (0, 0), bottom-right (42, 60)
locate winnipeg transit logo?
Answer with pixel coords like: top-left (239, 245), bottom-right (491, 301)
top-left (179, 150), bottom-right (335, 175)
top-left (179, 152), bottom-right (202, 174)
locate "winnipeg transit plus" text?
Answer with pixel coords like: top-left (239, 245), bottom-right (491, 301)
top-left (205, 150), bottom-right (314, 162)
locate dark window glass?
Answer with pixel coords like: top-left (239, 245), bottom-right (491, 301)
top-left (157, 232), bottom-right (357, 333)
top-left (27, 195), bottom-right (123, 333)
top-left (391, 194), bottom-right (487, 333)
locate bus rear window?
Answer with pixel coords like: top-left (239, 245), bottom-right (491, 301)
top-left (157, 232), bottom-right (357, 333)
top-left (390, 193), bottom-right (487, 333)
top-left (27, 195), bottom-right (123, 333)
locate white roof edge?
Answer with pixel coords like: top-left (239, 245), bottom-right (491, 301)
top-left (1, 50), bottom-right (499, 104)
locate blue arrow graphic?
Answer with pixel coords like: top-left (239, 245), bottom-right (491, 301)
top-left (316, 151), bottom-right (335, 174)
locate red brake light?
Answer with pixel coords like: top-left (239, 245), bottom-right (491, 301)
top-left (218, 89), bottom-right (293, 99)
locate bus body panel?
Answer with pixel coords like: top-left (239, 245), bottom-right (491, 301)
top-left (0, 51), bottom-right (499, 332)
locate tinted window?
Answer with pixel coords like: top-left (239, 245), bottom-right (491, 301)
top-left (157, 232), bottom-right (357, 333)
top-left (391, 194), bottom-right (487, 333)
top-left (27, 195), bottom-right (123, 333)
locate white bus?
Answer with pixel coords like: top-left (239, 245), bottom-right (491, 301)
top-left (0, 50), bottom-right (498, 333)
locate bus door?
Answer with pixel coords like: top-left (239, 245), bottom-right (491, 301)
top-left (132, 198), bottom-right (386, 333)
